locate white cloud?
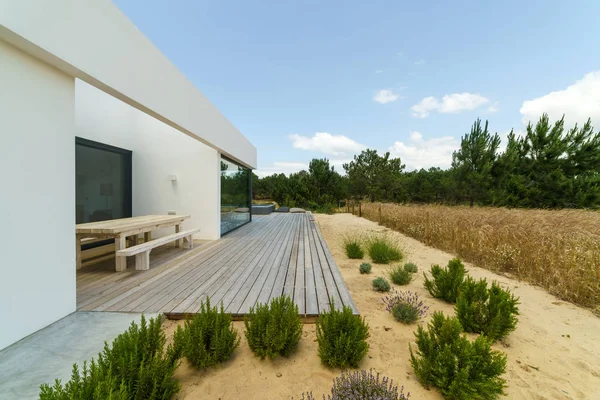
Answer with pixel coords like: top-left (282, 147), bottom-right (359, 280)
top-left (414, 59), bottom-right (426, 65)
top-left (411, 93), bottom-right (490, 118)
top-left (373, 89), bottom-right (400, 104)
top-left (487, 104), bottom-right (499, 113)
top-left (520, 71), bottom-right (600, 127)
top-left (254, 162), bottom-right (307, 178)
top-left (375, 69), bottom-right (383, 74)
top-left (388, 131), bottom-right (459, 170)
top-left (290, 132), bottom-right (366, 156)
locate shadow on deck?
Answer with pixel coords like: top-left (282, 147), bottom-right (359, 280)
top-left (77, 213), bottom-right (358, 319)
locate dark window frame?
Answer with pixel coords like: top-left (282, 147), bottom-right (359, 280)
top-left (76, 137), bottom-right (133, 249)
top-left (220, 155), bottom-right (253, 236)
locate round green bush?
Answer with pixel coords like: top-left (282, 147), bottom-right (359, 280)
top-left (359, 262), bottom-right (372, 274)
top-left (392, 302), bottom-right (420, 324)
top-left (315, 303), bottom-right (369, 368)
top-left (244, 295), bottom-right (303, 359)
top-left (345, 241), bottom-right (364, 259)
top-left (403, 262), bottom-right (418, 273)
top-left (372, 277), bottom-right (391, 292)
top-left (367, 237), bottom-right (403, 264)
top-left (389, 266), bottom-right (412, 285)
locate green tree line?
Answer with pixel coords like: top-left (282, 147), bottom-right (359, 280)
top-left (253, 114), bottom-right (600, 209)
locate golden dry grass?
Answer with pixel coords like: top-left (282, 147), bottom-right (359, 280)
top-left (359, 203), bottom-right (600, 312)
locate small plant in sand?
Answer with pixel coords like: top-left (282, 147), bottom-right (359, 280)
top-left (359, 262), bottom-right (372, 274)
top-left (244, 295), bottom-right (303, 359)
top-left (316, 301), bottom-right (369, 368)
top-left (372, 276), bottom-right (391, 292)
top-left (172, 297), bottom-right (239, 368)
top-left (403, 262), bottom-right (418, 273)
top-left (40, 315), bottom-right (180, 400)
top-left (410, 312), bottom-right (507, 400)
top-left (343, 234), bottom-right (365, 259)
top-left (296, 370), bottom-right (409, 400)
top-left (383, 290), bottom-right (428, 324)
top-left (423, 258), bottom-right (466, 303)
top-left (367, 235), bottom-right (403, 264)
top-left (389, 265), bottom-right (412, 285)
top-left (455, 277), bottom-right (520, 342)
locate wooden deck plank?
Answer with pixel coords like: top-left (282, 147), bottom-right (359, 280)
top-left (309, 217), bottom-right (343, 310)
top-left (228, 215), bottom-right (295, 314)
top-left (292, 215), bottom-right (306, 315)
top-left (119, 216), bottom-right (280, 313)
top-left (269, 213), bottom-right (300, 302)
top-left (76, 213), bottom-right (359, 317)
top-left (282, 216), bottom-right (300, 300)
top-left (174, 215), bottom-right (285, 314)
top-left (303, 214), bottom-right (319, 315)
top-left (310, 213), bottom-right (359, 314)
top-left (248, 214), bottom-right (297, 307)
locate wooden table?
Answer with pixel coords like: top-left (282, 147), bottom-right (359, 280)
top-left (76, 215), bottom-right (190, 272)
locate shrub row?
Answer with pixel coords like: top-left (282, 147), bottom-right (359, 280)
top-left (41, 296), bottom-right (371, 399)
top-left (344, 234), bottom-right (404, 265)
top-left (423, 258), bottom-right (520, 342)
top-left (40, 315), bottom-right (180, 400)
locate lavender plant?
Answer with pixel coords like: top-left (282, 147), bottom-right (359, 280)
top-left (383, 290), bottom-right (428, 324)
top-left (359, 262), bottom-right (372, 274)
top-left (329, 370), bottom-right (410, 400)
top-left (295, 370), bottom-right (410, 400)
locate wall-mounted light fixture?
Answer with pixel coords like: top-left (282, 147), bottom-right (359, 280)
top-left (168, 174), bottom-right (178, 182)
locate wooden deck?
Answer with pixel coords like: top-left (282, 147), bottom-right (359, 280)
top-left (77, 212), bottom-right (358, 318)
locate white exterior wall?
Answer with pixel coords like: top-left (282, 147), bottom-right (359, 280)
top-left (0, 0), bottom-right (256, 169)
top-left (0, 40), bottom-right (76, 350)
top-left (75, 81), bottom-right (220, 240)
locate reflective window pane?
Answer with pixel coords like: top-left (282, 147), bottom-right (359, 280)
top-left (221, 157), bottom-right (251, 234)
top-left (75, 140), bottom-right (131, 224)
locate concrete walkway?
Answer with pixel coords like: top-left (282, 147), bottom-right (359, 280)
top-left (0, 312), bottom-right (157, 400)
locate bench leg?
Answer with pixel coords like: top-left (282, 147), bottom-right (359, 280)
top-left (144, 231), bottom-right (152, 243)
top-left (76, 236), bottom-right (82, 270)
top-left (175, 224), bottom-right (183, 248)
top-left (115, 236), bottom-right (127, 272)
top-left (130, 235), bottom-right (138, 246)
top-left (183, 235), bottom-right (193, 249)
top-left (135, 251), bottom-right (150, 271)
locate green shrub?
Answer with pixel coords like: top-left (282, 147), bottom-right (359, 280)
top-left (172, 298), bottom-right (239, 368)
top-left (410, 312), bottom-right (507, 400)
top-left (315, 302), bottom-right (369, 368)
top-left (404, 262), bottom-right (418, 273)
top-left (244, 295), bottom-right (303, 359)
top-left (389, 265), bottom-right (412, 285)
top-left (40, 315), bottom-right (180, 400)
top-left (423, 258), bottom-right (466, 303)
top-left (344, 236), bottom-right (364, 259)
top-left (359, 262), bottom-right (372, 274)
top-left (456, 277), bottom-right (520, 342)
top-left (367, 236), bottom-right (403, 264)
top-left (372, 276), bottom-right (391, 292)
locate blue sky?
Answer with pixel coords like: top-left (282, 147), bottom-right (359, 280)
top-left (114, 0), bottom-right (600, 176)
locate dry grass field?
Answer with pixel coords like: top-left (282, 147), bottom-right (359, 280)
top-left (358, 203), bottom-right (600, 313)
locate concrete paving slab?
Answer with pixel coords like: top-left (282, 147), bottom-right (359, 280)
top-left (0, 312), bottom-right (158, 400)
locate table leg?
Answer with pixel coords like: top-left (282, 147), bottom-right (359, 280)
top-left (175, 224), bottom-right (183, 248)
top-left (115, 236), bottom-right (127, 272)
top-left (76, 236), bottom-right (82, 270)
top-left (144, 231), bottom-right (152, 243)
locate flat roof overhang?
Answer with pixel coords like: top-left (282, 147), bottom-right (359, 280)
top-left (0, 0), bottom-right (256, 169)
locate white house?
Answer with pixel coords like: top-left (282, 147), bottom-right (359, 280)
top-left (0, 0), bottom-right (257, 350)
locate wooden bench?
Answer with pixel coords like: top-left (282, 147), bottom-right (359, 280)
top-left (115, 228), bottom-right (201, 271)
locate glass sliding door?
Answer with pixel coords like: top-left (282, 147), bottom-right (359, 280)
top-left (220, 156), bottom-right (251, 235)
top-left (75, 138), bottom-right (132, 227)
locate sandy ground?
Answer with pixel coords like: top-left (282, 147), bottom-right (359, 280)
top-left (166, 213), bottom-right (600, 400)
